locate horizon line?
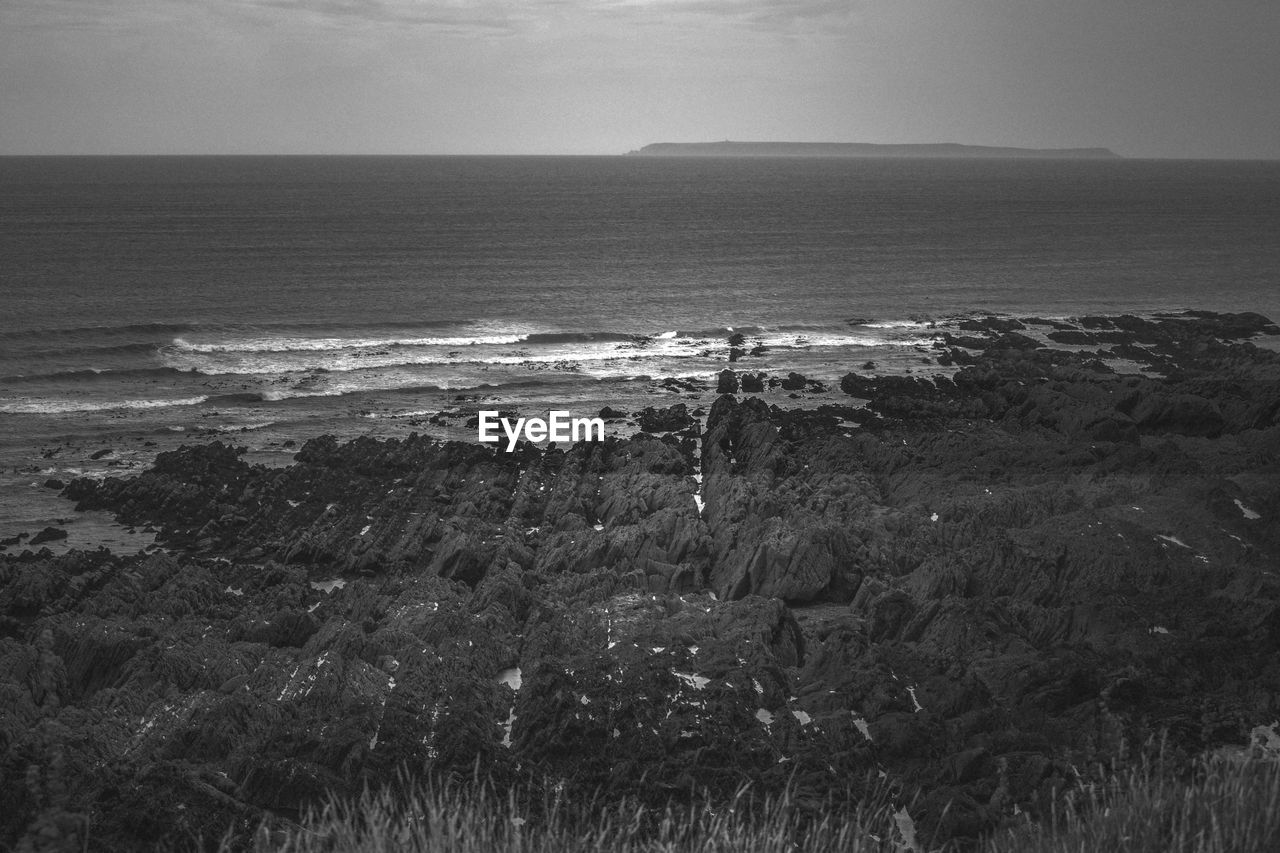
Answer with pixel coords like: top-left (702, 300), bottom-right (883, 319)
top-left (3, 152), bottom-right (1279, 161)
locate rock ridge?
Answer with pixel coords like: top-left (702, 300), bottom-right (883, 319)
top-left (2, 310), bottom-right (1278, 850)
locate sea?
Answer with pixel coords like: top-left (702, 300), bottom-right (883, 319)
top-left (3, 155), bottom-right (1280, 547)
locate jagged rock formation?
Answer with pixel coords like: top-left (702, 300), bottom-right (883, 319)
top-left (2, 311), bottom-right (1279, 850)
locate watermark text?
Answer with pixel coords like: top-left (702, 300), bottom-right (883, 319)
top-left (478, 410), bottom-right (605, 451)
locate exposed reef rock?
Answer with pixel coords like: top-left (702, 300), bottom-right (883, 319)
top-left (636, 403), bottom-right (696, 434)
top-left (27, 528), bottom-right (68, 547)
top-left (778, 371), bottom-right (807, 391)
top-left (3, 311), bottom-right (1280, 850)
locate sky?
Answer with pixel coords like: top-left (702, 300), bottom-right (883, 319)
top-left (1, 0), bottom-right (1278, 157)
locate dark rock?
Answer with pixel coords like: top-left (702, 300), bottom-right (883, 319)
top-left (29, 526), bottom-right (68, 546)
top-left (840, 372), bottom-right (874, 398)
top-left (716, 370), bottom-right (739, 394)
top-left (4, 310), bottom-right (1280, 852)
top-left (945, 333), bottom-right (997, 350)
top-left (637, 404), bottom-right (695, 433)
top-left (1048, 330), bottom-right (1097, 345)
top-left (779, 372), bottom-right (807, 391)
top-left (659, 377), bottom-right (703, 393)
top-left (1024, 317), bottom-right (1079, 331)
top-left (1128, 392), bottom-right (1225, 437)
top-left (44, 479), bottom-right (65, 491)
top-left (957, 316), bottom-right (1026, 333)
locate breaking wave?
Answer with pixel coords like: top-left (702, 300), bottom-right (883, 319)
top-left (0, 396), bottom-right (210, 415)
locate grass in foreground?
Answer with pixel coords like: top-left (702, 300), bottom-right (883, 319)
top-left (981, 751), bottom-right (1280, 853)
top-left (229, 776), bottom-right (922, 853)
top-left (226, 753), bottom-right (1280, 853)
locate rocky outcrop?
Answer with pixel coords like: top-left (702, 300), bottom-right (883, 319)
top-left (27, 528), bottom-right (68, 547)
top-left (701, 397), bottom-right (868, 603)
top-left (3, 311), bottom-right (1279, 850)
top-left (779, 372), bottom-right (807, 391)
top-left (636, 403), bottom-right (695, 433)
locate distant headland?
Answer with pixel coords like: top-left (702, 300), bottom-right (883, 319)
top-left (626, 141), bottom-right (1121, 159)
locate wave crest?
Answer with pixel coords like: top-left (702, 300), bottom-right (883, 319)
top-left (0, 396), bottom-right (209, 415)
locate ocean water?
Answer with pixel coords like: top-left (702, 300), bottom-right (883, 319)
top-left (2, 155), bottom-right (1280, 540)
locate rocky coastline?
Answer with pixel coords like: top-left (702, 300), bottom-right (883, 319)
top-left (3, 310), bottom-right (1280, 851)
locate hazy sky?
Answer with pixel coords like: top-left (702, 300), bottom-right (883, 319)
top-left (2, 0), bottom-right (1277, 157)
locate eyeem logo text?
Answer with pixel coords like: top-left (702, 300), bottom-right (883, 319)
top-left (478, 410), bottom-right (605, 452)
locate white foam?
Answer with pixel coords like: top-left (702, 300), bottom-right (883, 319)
top-left (863, 320), bottom-right (934, 329)
top-left (159, 321), bottom-right (944, 383)
top-left (172, 333), bottom-right (527, 354)
top-left (212, 421), bottom-right (275, 432)
top-left (0, 395), bottom-right (208, 414)
top-left (310, 579), bottom-right (346, 593)
top-left (260, 387), bottom-right (348, 402)
top-left (758, 331), bottom-right (938, 349)
top-left (163, 334), bottom-right (714, 377)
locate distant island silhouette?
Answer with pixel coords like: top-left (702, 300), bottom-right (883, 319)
top-left (626, 141), bottom-right (1121, 159)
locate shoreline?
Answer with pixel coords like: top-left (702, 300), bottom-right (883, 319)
top-left (3, 309), bottom-right (1280, 849)
top-left (6, 309), bottom-right (1277, 549)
